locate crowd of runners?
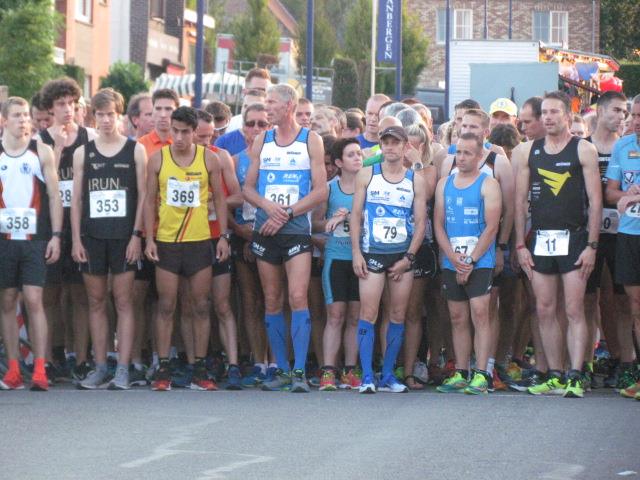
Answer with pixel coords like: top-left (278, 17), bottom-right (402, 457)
top-left (1, 68), bottom-right (639, 400)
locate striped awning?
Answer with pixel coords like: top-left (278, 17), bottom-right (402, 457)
top-left (152, 72), bottom-right (245, 99)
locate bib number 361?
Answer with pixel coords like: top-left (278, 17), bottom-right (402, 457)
top-left (534, 230), bottom-right (570, 257)
top-left (0, 208), bottom-right (36, 235)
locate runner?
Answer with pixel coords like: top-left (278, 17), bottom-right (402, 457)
top-left (243, 84), bottom-right (327, 393)
top-left (0, 97), bottom-right (63, 391)
top-left (30, 93), bottom-right (52, 133)
top-left (70, 88), bottom-right (147, 390)
top-left (295, 97), bottom-right (314, 129)
top-left (514, 91), bottom-right (602, 398)
top-left (519, 97), bottom-right (545, 142)
top-left (215, 89), bottom-right (266, 156)
top-left (126, 93), bottom-right (154, 139)
top-left (356, 94), bottom-right (391, 149)
top-left (350, 125), bottom-right (427, 394)
top-left (489, 98), bottom-right (518, 130)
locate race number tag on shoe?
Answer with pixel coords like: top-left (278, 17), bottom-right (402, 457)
top-left (534, 230), bottom-right (570, 256)
top-left (372, 217), bottom-right (407, 244)
top-left (600, 208), bottom-right (619, 234)
top-left (167, 179), bottom-right (200, 208)
top-left (264, 184), bottom-right (299, 207)
top-left (89, 190), bottom-right (126, 218)
top-left (333, 219), bottom-right (350, 238)
top-left (0, 208), bottom-right (37, 235)
top-left (450, 236), bottom-right (478, 256)
top-left (59, 180), bottom-right (73, 208)
top-left (625, 203), bottom-right (640, 218)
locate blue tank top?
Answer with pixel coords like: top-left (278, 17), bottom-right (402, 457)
top-left (325, 177), bottom-right (354, 260)
top-left (234, 149), bottom-right (256, 225)
top-left (362, 163), bottom-right (414, 254)
top-left (255, 128), bottom-right (312, 234)
top-left (442, 172), bottom-right (495, 270)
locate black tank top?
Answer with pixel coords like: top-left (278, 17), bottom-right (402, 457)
top-left (81, 139), bottom-right (138, 239)
top-left (586, 135), bottom-right (613, 207)
top-left (40, 126), bottom-right (89, 233)
top-left (528, 136), bottom-right (587, 231)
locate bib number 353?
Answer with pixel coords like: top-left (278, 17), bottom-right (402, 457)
top-left (89, 190), bottom-right (126, 218)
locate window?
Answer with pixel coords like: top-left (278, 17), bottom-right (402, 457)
top-left (533, 11), bottom-right (568, 46)
top-left (75, 0), bottom-right (92, 23)
top-left (150, 0), bottom-right (165, 20)
top-left (436, 8), bottom-right (471, 44)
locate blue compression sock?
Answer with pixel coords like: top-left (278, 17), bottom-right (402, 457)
top-left (382, 322), bottom-right (405, 378)
top-left (265, 312), bottom-right (289, 371)
top-left (291, 309), bottom-right (311, 371)
top-left (357, 320), bottom-right (375, 379)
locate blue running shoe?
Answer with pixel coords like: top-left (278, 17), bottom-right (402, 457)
top-left (226, 365), bottom-right (243, 390)
top-left (241, 365), bottom-right (266, 388)
top-left (171, 364), bottom-right (193, 388)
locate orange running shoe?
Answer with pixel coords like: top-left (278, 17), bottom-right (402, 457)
top-left (30, 372), bottom-right (49, 391)
top-left (0, 370), bottom-right (25, 390)
top-left (151, 364), bottom-right (172, 391)
top-left (491, 368), bottom-right (508, 391)
top-left (319, 369), bottom-right (337, 391)
top-left (621, 381), bottom-right (640, 399)
top-left (339, 368), bottom-right (362, 389)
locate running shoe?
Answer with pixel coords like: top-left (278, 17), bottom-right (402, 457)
top-left (72, 361), bottom-right (92, 383)
top-left (427, 364), bottom-right (445, 385)
top-left (615, 366), bottom-right (639, 392)
top-left (507, 370), bottom-right (546, 392)
top-left (261, 369), bottom-right (292, 391)
top-left (339, 368), bottom-right (362, 389)
top-left (0, 370), bottom-right (25, 390)
top-left (527, 374), bottom-right (565, 395)
top-left (191, 366), bottom-right (218, 391)
top-left (172, 364), bottom-right (194, 388)
top-left (151, 364), bottom-right (172, 391)
top-left (393, 366), bottom-right (405, 381)
top-left (620, 381), bottom-right (640, 399)
top-left (225, 365), bottom-right (242, 391)
top-left (128, 365), bottom-right (148, 387)
top-left (436, 370), bottom-right (468, 393)
top-left (308, 369), bottom-right (322, 388)
top-left (490, 368), bottom-right (508, 392)
top-left (106, 356), bottom-right (118, 377)
top-left (413, 361), bottom-right (429, 384)
top-left (506, 361), bottom-right (523, 381)
top-left (290, 369), bottom-right (310, 393)
top-left (319, 368), bottom-right (337, 391)
top-left (241, 365), bottom-right (266, 388)
top-left (359, 374), bottom-right (377, 394)
top-left (603, 358), bottom-right (620, 388)
top-left (30, 372), bottom-right (49, 391)
top-left (79, 369), bottom-right (110, 390)
top-left (443, 359), bottom-right (456, 377)
top-left (465, 370), bottom-right (489, 395)
top-left (108, 365), bottom-right (130, 390)
top-left (378, 374), bottom-right (408, 393)
top-left (563, 375), bottom-right (585, 398)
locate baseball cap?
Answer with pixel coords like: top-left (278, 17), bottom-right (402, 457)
top-left (489, 98), bottom-right (517, 117)
top-left (379, 125), bottom-right (408, 142)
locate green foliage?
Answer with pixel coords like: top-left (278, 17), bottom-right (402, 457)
top-left (296, 4), bottom-right (339, 69)
top-left (229, 0), bottom-right (280, 62)
top-left (0, 2), bottom-right (61, 99)
top-left (185, 0), bottom-right (226, 71)
top-left (99, 62), bottom-right (150, 109)
top-left (619, 63), bottom-right (640, 97)
top-left (332, 57), bottom-right (360, 109)
top-left (600, 0), bottom-right (640, 60)
top-left (343, 0), bottom-right (373, 64)
top-left (55, 64), bottom-right (86, 89)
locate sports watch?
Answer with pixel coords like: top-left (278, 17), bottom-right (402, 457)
top-left (463, 256), bottom-right (475, 265)
top-left (588, 241), bottom-right (598, 250)
top-left (285, 207), bottom-right (294, 220)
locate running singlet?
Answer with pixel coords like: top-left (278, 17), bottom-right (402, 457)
top-left (0, 140), bottom-right (51, 240)
top-left (81, 139), bottom-right (137, 239)
top-left (605, 134), bottom-right (640, 235)
top-left (40, 126), bottom-right (88, 231)
top-left (157, 144), bottom-right (210, 243)
top-left (362, 163), bottom-right (414, 254)
top-left (324, 177), bottom-right (353, 261)
top-left (442, 172), bottom-right (495, 271)
top-left (449, 152), bottom-right (497, 177)
top-left (234, 149), bottom-right (256, 225)
top-left (448, 141), bottom-right (493, 155)
top-left (255, 128), bottom-right (312, 235)
top-left (528, 136), bottom-right (587, 231)
top-left (206, 145), bottom-right (229, 239)
top-left (587, 136), bottom-right (618, 235)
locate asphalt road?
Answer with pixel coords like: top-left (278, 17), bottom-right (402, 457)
top-left (1, 386), bottom-right (638, 480)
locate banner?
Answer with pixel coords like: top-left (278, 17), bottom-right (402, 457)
top-left (376, 0), bottom-right (401, 64)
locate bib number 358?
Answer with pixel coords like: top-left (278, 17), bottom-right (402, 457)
top-left (0, 208), bottom-right (36, 235)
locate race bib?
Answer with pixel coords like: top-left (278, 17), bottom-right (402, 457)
top-left (372, 217), bottom-right (407, 244)
top-left (167, 179), bottom-right (200, 208)
top-left (333, 219), bottom-right (350, 238)
top-left (534, 230), bottom-right (570, 257)
top-left (59, 180), bottom-right (73, 208)
top-left (241, 201), bottom-right (256, 222)
top-left (265, 184), bottom-right (299, 207)
top-left (601, 208), bottom-right (619, 234)
top-left (450, 236), bottom-right (478, 256)
top-left (0, 208), bottom-right (36, 235)
top-left (89, 190), bottom-right (126, 218)
top-left (626, 203), bottom-right (640, 218)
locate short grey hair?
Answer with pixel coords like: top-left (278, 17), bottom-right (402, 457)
top-left (395, 108), bottom-right (422, 128)
top-left (268, 84), bottom-right (298, 105)
top-left (380, 101), bottom-right (406, 118)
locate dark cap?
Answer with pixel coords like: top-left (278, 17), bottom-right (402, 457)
top-left (379, 125), bottom-right (408, 142)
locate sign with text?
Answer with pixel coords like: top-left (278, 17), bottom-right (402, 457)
top-left (376, 0), bottom-right (401, 64)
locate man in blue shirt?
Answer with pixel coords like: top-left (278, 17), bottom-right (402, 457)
top-left (356, 94), bottom-right (390, 149)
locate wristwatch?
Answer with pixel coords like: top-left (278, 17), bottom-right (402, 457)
top-left (404, 252), bottom-right (416, 265)
top-left (285, 207), bottom-right (294, 220)
top-left (463, 256), bottom-right (475, 265)
top-left (51, 231), bottom-right (62, 238)
top-left (588, 241), bottom-right (598, 250)
top-left (412, 162), bottom-right (424, 171)
top-left (498, 243), bottom-right (509, 251)
top-left (132, 229), bottom-right (143, 238)
top-left (220, 232), bottom-right (231, 241)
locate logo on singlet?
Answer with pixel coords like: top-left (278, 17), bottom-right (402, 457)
top-left (537, 168), bottom-right (571, 196)
top-left (624, 171), bottom-right (636, 185)
top-left (20, 163), bottom-right (31, 175)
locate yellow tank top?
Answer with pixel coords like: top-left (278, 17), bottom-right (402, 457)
top-left (157, 144), bottom-right (211, 242)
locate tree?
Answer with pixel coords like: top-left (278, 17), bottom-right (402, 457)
top-left (296, 4), bottom-right (339, 69)
top-left (332, 57), bottom-right (360, 109)
top-left (99, 62), bottom-right (150, 109)
top-left (0, 2), bottom-right (61, 99)
top-left (186, 0), bottom-right (226, 71)
top-left (600, 0), bottom-right (640, 60)
top-left (229, 0), bottom-right (280, 63)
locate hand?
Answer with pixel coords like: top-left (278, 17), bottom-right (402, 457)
top-left (71, 240), bottom-right (87, 264)
top-left (451, 253), bottom-right (473, 275)
top-left (145, 239), bottom-right (159, 262)
top-left (456, 270), bottom-right (471, 285)
top-left (510, 247), bottom-right (521, 273)
top-left (243, 241), bottom-right (256, 263)
top-left (618, 195), bottom-right (635, 214)
top-left (387, 256), bottom-right (411, 281)
top-left (45, 237), bottom-right (61, 264)
top-left (574, 246), bottom-right (596, 280)
top-left (517, 247), bottom-right (535, 280)
top-left (259, 216), bottom-right (285, 236)
top-left (216, 237), bottom-right (230, 263)
top-left (325, 209), bottom-right (349, 233)
top-left (352, 252), bottom-right (368, 279)
top-left (263, 201), bottom-right (289, 224)
top-left (494, 247), bottom-right (504, 276)
top-left (126, 236), bottom-right (142, 264)
top-left (53, 125), bottom-right (68, 148)
top-left (628, 185), bottom-right (640, 195)
top-left (405, 143), bottom-right (421, 166)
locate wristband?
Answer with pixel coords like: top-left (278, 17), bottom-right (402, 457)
top-left (515, 244), bottom-right (526, 250)
top-left (52, 231), bottom-right (62, 238)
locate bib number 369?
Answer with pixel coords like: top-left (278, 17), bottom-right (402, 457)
top-left (167, 179), bottom-right (200, 208)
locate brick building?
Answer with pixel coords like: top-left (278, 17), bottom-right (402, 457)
top-left (409, 0), bottom-right (601, 88)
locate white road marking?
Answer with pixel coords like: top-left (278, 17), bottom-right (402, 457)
top-left (197, 453), bottom-right (274, 479)
top-left (618, 472), bottom-right (638, 476)
top-left (540, 462), bottom-right (585, 479)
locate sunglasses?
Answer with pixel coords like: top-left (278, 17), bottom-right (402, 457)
top-left (245, 120), bottom-right (269, 128)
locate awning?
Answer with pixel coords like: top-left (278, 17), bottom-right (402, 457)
top-left (539, 46), bottom-right (620, 72)
top-left (152, 72), bottom-right (245, 98)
